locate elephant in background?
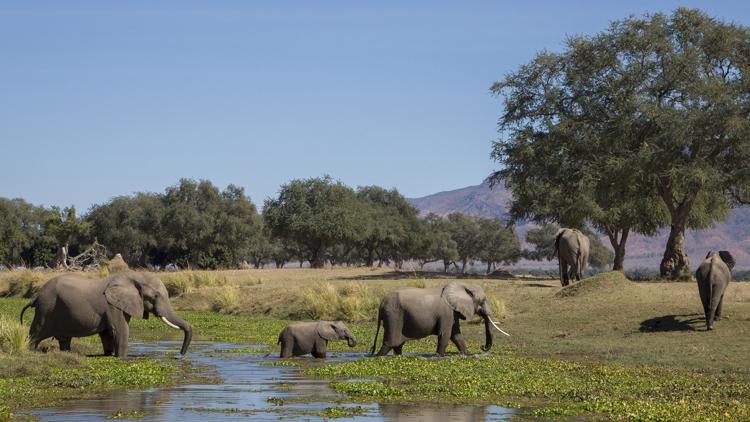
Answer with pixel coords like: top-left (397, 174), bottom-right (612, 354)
top-left (696, 250), bottom-right (735, 331)
top-left (555, 228), bottom-right (590, 286)
top-left (20, 272), bottom-right (192, 357)
top-left (370, 282), bottom-right (509, 356)
top-left (278, 321), bottom-right (356, 358)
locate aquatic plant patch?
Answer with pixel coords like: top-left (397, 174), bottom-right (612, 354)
top-left (307, 355), bottom-right (750, 421)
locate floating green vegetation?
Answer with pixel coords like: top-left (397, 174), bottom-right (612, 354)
top-left (307, 355), bottom-right (750, 421)
top-left (313, 405), bottom-right (369, 418)
top-left (181, 407), bottom-right (255, 414)
top-left (265, 397), bottom-right (286, 406)
top-left (106, 409), bottom-right (145, 419)
top-left (0, 354), bottom-right (177, 419)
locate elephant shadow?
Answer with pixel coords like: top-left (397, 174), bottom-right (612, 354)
top-left (639, 314), bottom-right (703, 332)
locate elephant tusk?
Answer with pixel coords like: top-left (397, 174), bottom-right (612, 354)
top-left (160, 316), bottom-right (180, 330)
top-left (488, 317), bottom-right (510, 337)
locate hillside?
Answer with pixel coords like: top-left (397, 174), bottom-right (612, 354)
top-left (408, 182), bottom-right (750, 268)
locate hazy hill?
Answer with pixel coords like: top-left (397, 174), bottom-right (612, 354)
top-left (408, 182), bottom-right (750, 269)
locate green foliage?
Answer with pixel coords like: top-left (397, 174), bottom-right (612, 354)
top-left (0, 198), bottom-right (59, 266)
top-left (309, 356), bottom-right (750, 421)
top-left (524, 224), bottom-right (559, 261)
top-left (263, 176), bottom-right (367, 268)
top-left (491, 8), bottom-right (750, 274)
top-left (87, 179), bottom-right (262, 269)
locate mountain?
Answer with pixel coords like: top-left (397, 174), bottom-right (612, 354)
top-left (407, 182), bottom-right (750, 269)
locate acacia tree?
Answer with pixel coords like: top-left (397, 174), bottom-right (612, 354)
top-left (263, 176), bottom-right (367, 268)
top-left (477, 218), bottom-right (522, 273)
top-left (356, 186), bottom-right (419, 267)
top-left (491, 9), bottom-right (750, 276)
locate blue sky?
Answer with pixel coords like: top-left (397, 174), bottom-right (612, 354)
top-left (2, 1), bottom-right (748, 212)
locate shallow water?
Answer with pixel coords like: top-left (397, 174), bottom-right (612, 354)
top-left (33, 341), bottom-right (517, 421)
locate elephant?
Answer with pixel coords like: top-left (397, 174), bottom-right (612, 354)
top-left (554, 228), bottom-right (590, 286)
top-left (695, 250), bottom-right (735, 331)
top-left (278, 321), bottom-right (356, 358)
top-left (19, 271), bottom-right (192, 357)
top-left (370, 282), bottom-right (509, 357)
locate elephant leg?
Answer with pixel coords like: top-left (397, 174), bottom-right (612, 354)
top-left (436, 334), bottom-right (451, 356)
top-left (106, 309), bottom-right (130, 358)
top-left (57, 336), bottom-right (72, 351)
top-left (697, 282), bottom-right (710, 317)
top-left (560, 261), bottom-right (569, 286)
top-left (393, 344), bottom-right (403, 356)
top-left (715, 293), bottom-right (726, 320)
top-left (450, 323), bottom-right (468, 355)
top-left (376, 343), bottom-right (392, 356)
top-left (312, 338), bottom-right (327, 359)
top-left (99, 331), bottom-right (114, 356)
top-left (280, 340), bottom-right (293, 358)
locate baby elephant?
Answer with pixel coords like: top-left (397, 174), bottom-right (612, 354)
top-left (278, 321), bottom-right (356, 358)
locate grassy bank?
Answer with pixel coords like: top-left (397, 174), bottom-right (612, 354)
top-left (2, 268), bottom-right (750, 420)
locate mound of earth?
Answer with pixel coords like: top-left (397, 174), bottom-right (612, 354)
top-left (555, 271), bottom-right (636, 298)
top-left (487, 268), bottom-right (516, 279)
top-left (107, 253), bottom-right (130, 274)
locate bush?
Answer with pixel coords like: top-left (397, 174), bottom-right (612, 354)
top-left (211, 286), bottom-right (240, 314)
top-left (301, 282), bottom-right (380, 322)
top-left (1, 271), bottom-right (46, 298)
top-left (0, 316), bottom-right (29, 355)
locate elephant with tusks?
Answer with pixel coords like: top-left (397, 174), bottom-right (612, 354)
top-left (20, 272), bottom-right (192, 358)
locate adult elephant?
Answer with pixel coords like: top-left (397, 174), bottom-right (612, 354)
top-left (695, 250), bottom-right (735, 331)
top-left (20, 272), bottom-right (192, 357)
top-left (555, 228), bottom-right (590, 286)
top-left (369, 282), bottom-right (509, 356)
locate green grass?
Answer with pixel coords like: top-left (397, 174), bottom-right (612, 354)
top-left (3, 268), bottom-right (750, 420)
top-left (308, 355), bottom-right (750, 421)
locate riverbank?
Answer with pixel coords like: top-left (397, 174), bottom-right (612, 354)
top-left (2, 268), bottom-right (750, 420)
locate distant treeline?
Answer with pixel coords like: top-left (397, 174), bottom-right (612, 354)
top-left (0, 177), bottom-right (591, 272)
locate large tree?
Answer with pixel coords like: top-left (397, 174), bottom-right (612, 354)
top-left (356, 186), bottom-right (419, 267)
top-left (263, 176), bottom-right (367, 268)
top-left (491, 9), bottom-right (750, 276)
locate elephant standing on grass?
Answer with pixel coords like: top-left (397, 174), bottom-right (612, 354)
top-left (20, 272), bottom-right (192, 358)
top-left (555, 228), bottom-right (590, 286)
top-left (278, 321), bottom-right (356, 358)
top-left (370, 282), bottom-right (509, 356)
top-left (696, 251), bottom-right (735, 331)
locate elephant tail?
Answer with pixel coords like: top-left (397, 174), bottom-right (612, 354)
top-left (19, 298), bottom-right (36, 324)
top-left (369, 307), bottom-right (382, 356)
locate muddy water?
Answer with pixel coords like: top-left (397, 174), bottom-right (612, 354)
top-left (33, 341), bottom-right (517, 421)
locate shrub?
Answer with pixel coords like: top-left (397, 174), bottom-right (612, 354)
top-left (0, 316), bottom-right (29, 355)
top-left (301, 282), bottom-right (380, 322)
top-left (2, 271), bottom-right (46, 298)
top-left (211, 286), bottom-right (240, 314)
top-left (489, 297), bottom-right (506, 318)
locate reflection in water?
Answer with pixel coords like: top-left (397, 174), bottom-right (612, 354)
top-left (33, 342), bottom-right (517, 421)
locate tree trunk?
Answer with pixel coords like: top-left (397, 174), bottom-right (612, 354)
top-left (605, 228), bottom-right (629, 272)
top-left (486, 262), bottom-right (492, 274)
top-left (311, 239), bottom-right (326, 269)
top-left (461, 259), bottom-right (467, 274)
top-left (660, 221), bottom-right (690, 279)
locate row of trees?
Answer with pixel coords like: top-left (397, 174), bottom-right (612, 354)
top-left (491, 8), bottom-right (750, 278)
top-left (0, 177), bottom-right (530, 272)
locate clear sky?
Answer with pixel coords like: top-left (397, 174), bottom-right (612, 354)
top-left (2, 1), bottom-right (748, 212)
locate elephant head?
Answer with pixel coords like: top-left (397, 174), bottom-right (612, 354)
top-left (442, 282), bottom-right (509, 352)
top-left (104, 272), bottom-right (193, 354)
top-left (710, 250), bottom-right (736, 271)
top-left (316, 321), bottom-right (357, 347)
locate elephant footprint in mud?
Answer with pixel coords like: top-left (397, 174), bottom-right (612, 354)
top-left (20, 272), bottom-right (193, 358)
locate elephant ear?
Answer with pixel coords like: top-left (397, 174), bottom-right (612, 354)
top-left (719, 251), bottom-right (736, 270)
top-left (441, 282), bottom-right (475, 320)
top-left (104, 274), bottom-right (144, 318)
top-left (316, 321), bottom-right (339, 341)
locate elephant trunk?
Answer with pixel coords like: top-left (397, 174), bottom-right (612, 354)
top-left (159, 311), bottom-right (193, 355)
top-left (481, 315), bottom-right (493, 352)
top-left (347, 335), bottom-right (357, 348)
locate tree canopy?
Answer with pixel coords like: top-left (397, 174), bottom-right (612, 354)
top-left (491, 8), bottom-right (750, 276)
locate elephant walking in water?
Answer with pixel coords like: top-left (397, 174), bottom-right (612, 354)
top-left (696, 251), bottom-right (735, 331)
top-left (555, 228), bottom-right (590, 286)
top-left (20, 272), bottom-right (192, 358)
top-left (370, 282), bottom-right (509, 356)
top-left (278, 321), bottom-right (356, 358)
